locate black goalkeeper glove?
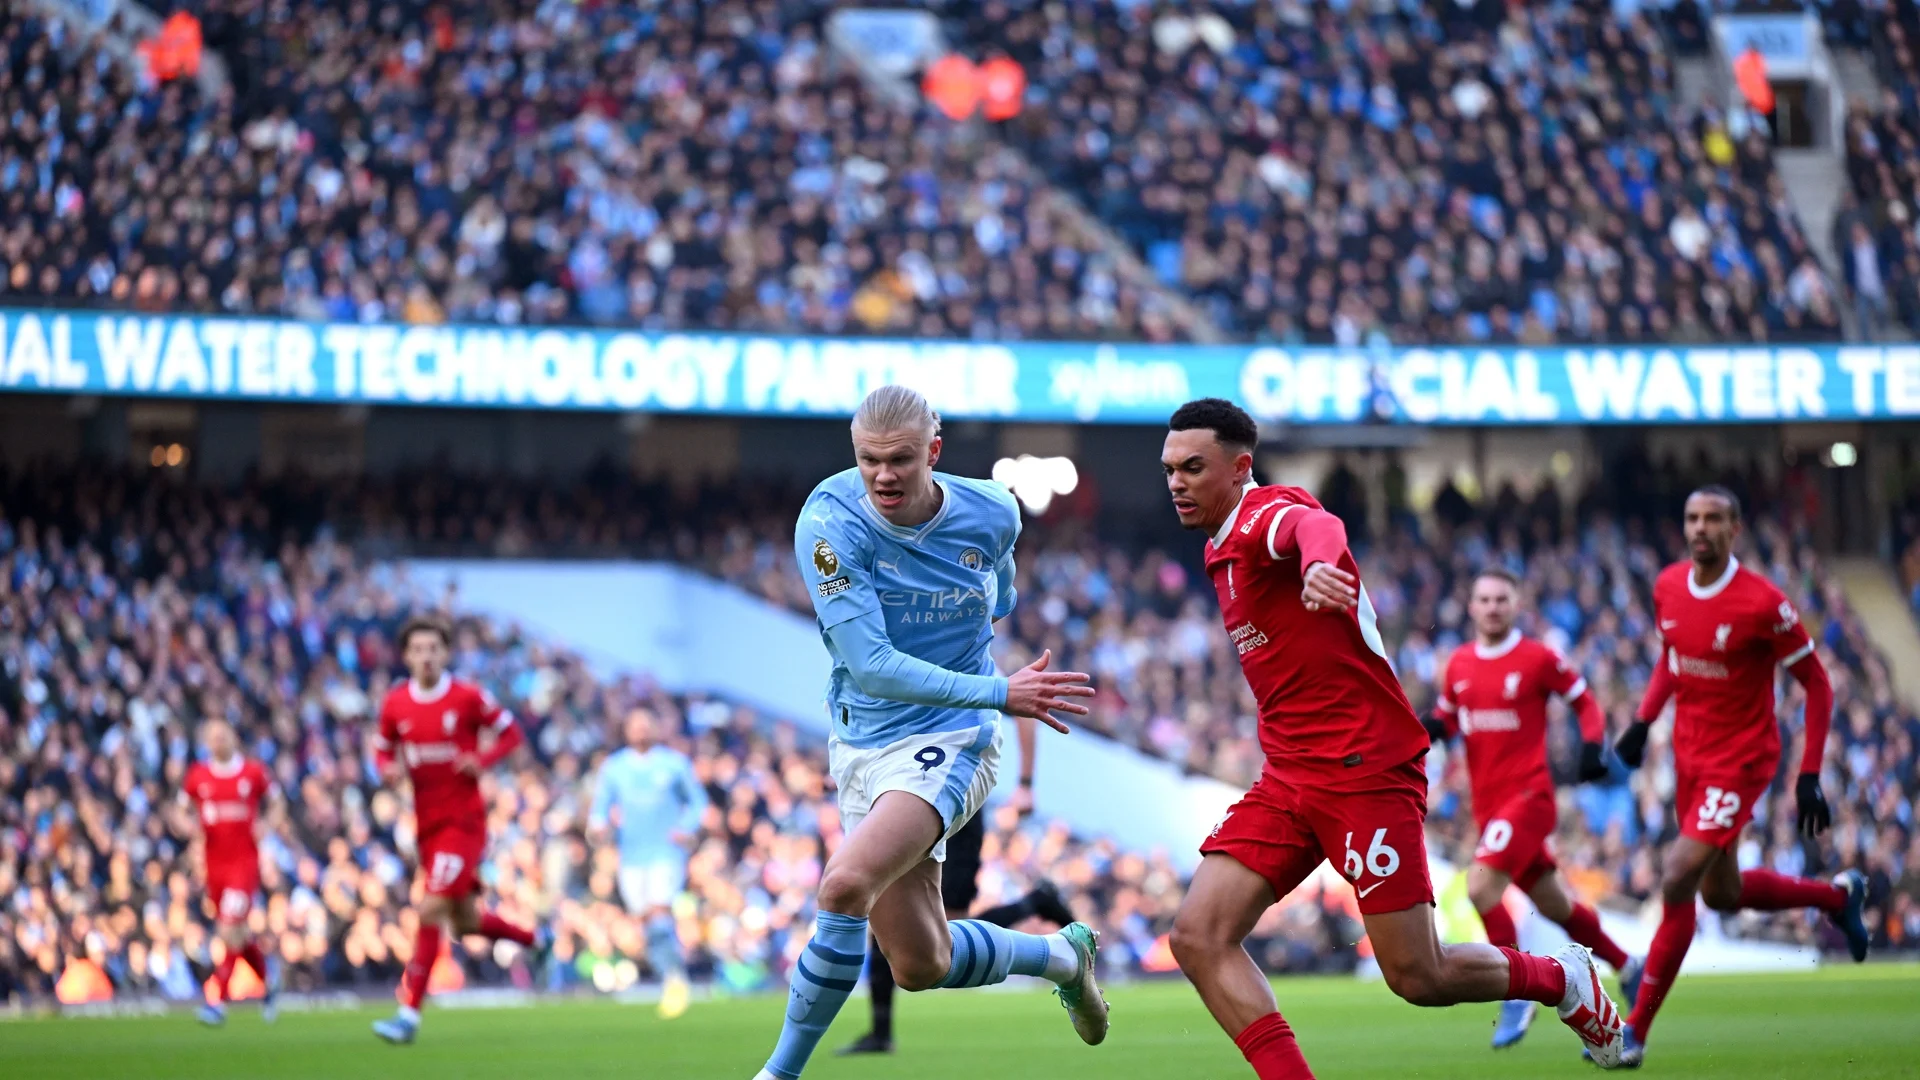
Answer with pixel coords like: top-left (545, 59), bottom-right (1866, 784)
top-left (1420, 714), bottom-right (1449, 744)
top-left (1577, 741), bottom-right (1609, 783)
top-left (1613, 721), bottom-right (1651, 770)
top-left (1795, 774), bottom-right (1833, 839)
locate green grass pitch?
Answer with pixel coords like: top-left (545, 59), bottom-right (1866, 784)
top-left (4, 967), bottom-right (1917, 1079)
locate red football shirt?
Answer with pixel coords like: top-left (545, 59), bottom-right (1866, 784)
top-left (1435, 632), bottom-right (1588, 816)
top-left (1202, 484), bottom-right (1428, 789)
top-left (185, 756), bottom-right (269, 874)
top-left (373, 676), bottom-right (511, 835)
top-left (1651, 556), bottom-right (1813, 777)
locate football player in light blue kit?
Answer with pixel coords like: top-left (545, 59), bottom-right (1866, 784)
top-left (591, 706), bottom-right (709, 1019)
top-left (751, 386), bottom-right (1109, 1080)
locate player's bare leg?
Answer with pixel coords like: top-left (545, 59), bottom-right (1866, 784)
top-left (755, 792), bottom-right (1099, 1079)
top-left (1170, 854), bottom-right (1314, 1079)
top-left (1366, 904), bottom-right (1623, 1065)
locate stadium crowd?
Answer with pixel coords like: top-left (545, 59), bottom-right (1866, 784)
top-left (4, 448), bottom-right (1918, 1006)
top-left (0, 0), bottom-right (1176, 341)
top-left (0, 467), bottom-right (1194, 1005)
top-left (967, 0), bottom-right (1842, 343)
top-left (4, 0), bottom-right (1868, 346)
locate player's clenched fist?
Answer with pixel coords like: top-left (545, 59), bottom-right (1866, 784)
top-left (1004, 648), bottom-right (1094, 733)
top-left (1301, 561), bottom-right (1359, 612)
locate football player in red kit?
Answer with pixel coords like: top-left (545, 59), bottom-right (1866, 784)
top-left (369, 615), bottom-right (547, 1045)
top-left (185, 719), bottom-right (279, 1026)
top-left (1160, 399), bottom-right (1626, 1078)
top-left (1427, 568), bottom-right (1640, 1049)
top-left (1609, 486), bottom-right (1869, 1066)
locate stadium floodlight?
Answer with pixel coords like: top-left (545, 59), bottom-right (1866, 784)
top-left (992, 455), bottom-right (1080, 513)
top-left (1827, 442), bottom-right (1857, 468)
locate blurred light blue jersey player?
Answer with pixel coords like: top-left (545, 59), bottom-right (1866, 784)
top-left (753, 385), bottom-right (1107, 1080)
top-left (591, 707), bottom-right (707, 1017)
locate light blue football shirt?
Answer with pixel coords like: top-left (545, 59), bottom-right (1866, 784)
top-left (794, 468), bottom-right (1021, 749)
top-left (589, 745), bottom-right (708, 866)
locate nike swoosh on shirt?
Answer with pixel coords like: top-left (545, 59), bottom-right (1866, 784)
top-left (1451, 681), bottom-right (1470, 693)
top-left (1661, 620), bottom-right (1679, 629)
top-left (1357, 882), bottom-right (1385, 899)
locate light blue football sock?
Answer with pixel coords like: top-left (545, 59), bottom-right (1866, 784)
top-left (936, 920), bottom-right (1053, 987)
top-left (761, 911), bottom-right (868, 1080)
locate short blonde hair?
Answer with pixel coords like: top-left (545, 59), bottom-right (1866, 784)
top-left (852, 385), bottom-right (940, 441)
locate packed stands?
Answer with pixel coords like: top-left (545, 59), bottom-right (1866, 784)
top-left (965, 0), bottom-right (1842, 343)
top-left (4, 450), bottom-right (1914, 1005)
top-left (0, 469), bottom-right (1199, 1002)
top-left (0, 2), bottom-right (1176, 340)
top-left (1841, 0), bottom-right (1920, 337)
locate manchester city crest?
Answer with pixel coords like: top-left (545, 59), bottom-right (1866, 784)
top-left (959, 547), bottom-right (986, 571)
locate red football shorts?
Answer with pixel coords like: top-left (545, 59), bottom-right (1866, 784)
top-left (418, 824), bottom-right (487, 898)
top-left (1676, 768), bottom-right (1771, 850)
top-left (205, 864), bottom-right (259, 924)
top-left (1201, 757), bottom-right (1434, 915)
top-left (1472, 789), bottom-right (1558, 891)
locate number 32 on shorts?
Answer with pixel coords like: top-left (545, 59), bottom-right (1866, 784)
top-left (1696, 786), bottom-right (1742, 830)
top-left (1343, 827), bottom-right (1401, 890)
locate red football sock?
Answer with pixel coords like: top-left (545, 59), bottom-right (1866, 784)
top-left (1561, 904), bottom-right (1630, 971)
top-left (239, 942), bottom-right (269, 980)
top-left (1499, 947), bottom-right (1567, 1006)
top-left (1738, 869), bottom-right (1844, 913)
top-left (402, 924), bottom-right (443, 1010)
top-left (1233, 1011), bottom-right (1315, 1079)
top-left (1478, 902), bottom-right (1518, 950)
top-left (476, 911), bottom-right (536, 947)
top-left (211, 952), bottom-right (237, 1004)
top-left (1627, 898), bottom-right (1697, 1039)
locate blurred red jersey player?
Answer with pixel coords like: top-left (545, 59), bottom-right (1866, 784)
top-left (368, 614), bottom-right (544, 1045)
top-left (1610, 486), bottom-right (1869, 1067)
top-left (1429, 568), bottom-right (1638, 1048)
top-left (1158, 398), bottom-right (1625, 1079)
top-left (185, 719), bottom-right (278, 1026)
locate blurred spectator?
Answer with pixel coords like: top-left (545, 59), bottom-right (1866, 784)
top-left (0, 2), bottom-right (1177, 341)
top-left (971, 0), bottom-right (1839, 342)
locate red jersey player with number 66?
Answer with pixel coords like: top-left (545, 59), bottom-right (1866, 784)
top-left (1607, 487), bottom-right (1870, 1067)
top-left (1159, 399), bottom-right (1625, 1078)
top-left (368, 615), bottom-right (548, 1046)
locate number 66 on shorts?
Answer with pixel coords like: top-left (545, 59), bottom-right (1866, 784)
top-left (1199, 757), bottom-right (1435, 915)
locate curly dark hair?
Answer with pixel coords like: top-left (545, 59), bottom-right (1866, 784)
top-left (1168, 397), bottom-right (1259, 452)
top-left (397, 614), bottom-right (453, 649)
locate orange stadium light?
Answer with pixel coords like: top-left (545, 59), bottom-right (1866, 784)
top-left (923, 54), bottom-right (983, 121)
top-left (980, 56), bottom-right (1027, 121)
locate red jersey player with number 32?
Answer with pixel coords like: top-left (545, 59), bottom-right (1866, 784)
top-left (1608, 487), bottom-right (1870, 1067)
top-left (185, 719), bottom-right (279, 1027)
top-left (1159, 399), bottom-right (1625, 1078)
top-left (368, 615), bottom-right (546, 1046)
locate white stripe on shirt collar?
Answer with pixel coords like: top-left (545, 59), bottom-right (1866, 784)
top-left (1212, 480), bottom-right (1259, 546)
top-left (1688, 555), bottom-right (1739, 600)
top-left (1474, 628), bottom-right (1523, 660)
top-left (409, 674), bottom-right (451, 703)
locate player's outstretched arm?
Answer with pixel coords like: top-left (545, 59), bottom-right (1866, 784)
top-left (825, 607), bottom-right (1012, 710)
